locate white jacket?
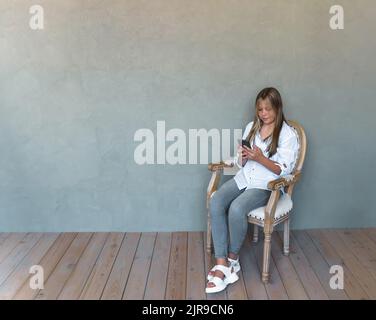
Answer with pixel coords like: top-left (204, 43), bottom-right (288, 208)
top-left (234, 121), bottom-right (299, 191)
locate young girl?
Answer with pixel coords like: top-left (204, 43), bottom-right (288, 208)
top-left (206, 87), bottom-right (299, 293)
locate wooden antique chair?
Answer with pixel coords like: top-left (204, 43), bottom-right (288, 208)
top-left (206, 120), bottom-right (307, 283)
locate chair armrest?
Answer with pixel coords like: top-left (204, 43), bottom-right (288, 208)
top-left (267, 171), bottom-right (302, 191)
top-left (206, 160), bottom-right (235, 208)
top-left (206, 170), bottom-right (221, 209)
top-left (263, 190), bottom-right (281, 227)
top-left (208, 160), bottom-right (234, 172)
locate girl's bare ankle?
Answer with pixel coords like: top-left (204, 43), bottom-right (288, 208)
top-left (216, 258), bottom-right (228, 266)
top-left (228, 253), bottom-right (238, 260)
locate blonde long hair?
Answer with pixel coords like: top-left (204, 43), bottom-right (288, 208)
top-left (245, 87), bottom-right (286, 157)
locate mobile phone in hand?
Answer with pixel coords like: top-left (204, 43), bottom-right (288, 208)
top-left (241, 139), bottom-right (252, 149)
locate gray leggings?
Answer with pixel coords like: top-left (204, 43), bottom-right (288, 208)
top-left (210, 178), bottom-right (271, 259)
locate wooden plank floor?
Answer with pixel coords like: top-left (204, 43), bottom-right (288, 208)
top-left (0, 229), bottom-right (375, 300)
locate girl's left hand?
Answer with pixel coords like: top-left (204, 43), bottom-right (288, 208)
top-left (242, 145), bottom-right (265, 163)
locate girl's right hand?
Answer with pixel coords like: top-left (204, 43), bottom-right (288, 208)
top-left (237, 145), bottom-right (248, 164)
top-left (237, 145), bottom-right (245, 159)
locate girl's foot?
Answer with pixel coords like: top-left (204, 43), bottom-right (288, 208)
top-left (207, 255), bottom-right (240, 281)
top-left (205, 263), bottom-right (239, 294)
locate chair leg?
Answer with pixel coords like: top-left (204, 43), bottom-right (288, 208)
top-left (253, 225), bottom-right (259, 243)
top-left (262, 230), bottom-right (272, 283)
top-left (206, 214), bottom-right (213, 254)
top-left (283, 219), bottom-right (290, 256)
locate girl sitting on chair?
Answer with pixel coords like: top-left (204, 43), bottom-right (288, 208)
top-left (206, 87), bottom-right (299, 293)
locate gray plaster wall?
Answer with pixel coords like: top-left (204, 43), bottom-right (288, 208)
top-left (0, 0), bottom-right (375, 231)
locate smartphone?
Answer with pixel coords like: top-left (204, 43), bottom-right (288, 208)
top-left (241, 139), bottom-right (252, 149)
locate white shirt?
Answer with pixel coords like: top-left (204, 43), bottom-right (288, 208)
top-left (234, 121), bottom-right (299, 191)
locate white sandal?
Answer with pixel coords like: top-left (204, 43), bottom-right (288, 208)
top-left (205, 264), bottom-right (239, 294)
top-left (228, 257), bottom-right (241, 272)
top-left (207, 258), bottom-right (241, 281)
